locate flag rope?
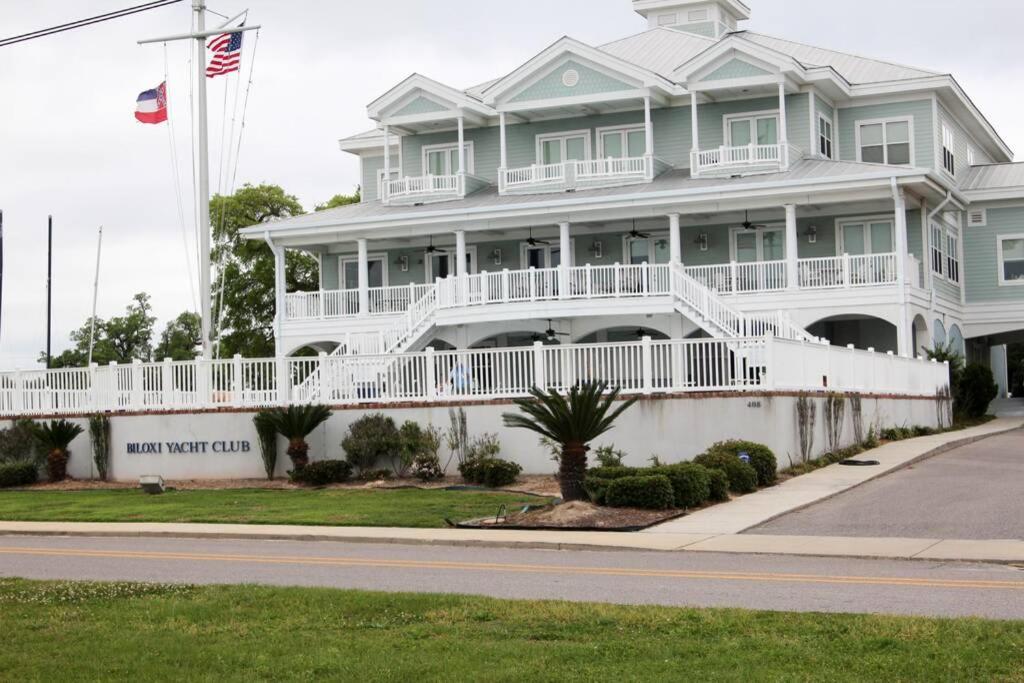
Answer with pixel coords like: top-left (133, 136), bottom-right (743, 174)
top-left (164, 41), bottom-right (199, 316)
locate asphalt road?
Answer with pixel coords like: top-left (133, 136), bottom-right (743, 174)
top-left (1, 535), bottom-right (1022, 619)
top-left (750, 430), bottom-right (1024, 540)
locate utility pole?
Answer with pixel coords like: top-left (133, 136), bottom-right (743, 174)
top-left (46, 215), bottom-right (52, 369)
top-left (139, 4), bottom-right (258, 360)
top-left (0, 210), bottom-right (4, 349)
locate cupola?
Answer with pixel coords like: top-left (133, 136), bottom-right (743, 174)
top-left (632, 0), bottom-right (750, 38)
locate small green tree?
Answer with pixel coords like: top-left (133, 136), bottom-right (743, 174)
top-left (503, 382), bottom-right (637, 501)
top-left (259, 405), bottom-right (331, 471)
top-left (32, 420), bottom-right (85, 482)
top-left (88, 415), bottom-right (111, 481)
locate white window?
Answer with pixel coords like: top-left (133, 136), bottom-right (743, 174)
top-left (340, 254), bottom-right (388, 290)
top-left (837, 219), bottom-right (894, 255)
top-left (946, 233), bottom-right (960, 284)
top-left (942, 124), bottom-right (956, 175)
top-left (657, 13), bottom-right (677, 26)
top-left (930, 224), bottom-right (945, 276)
top-left (521, 240), bottom-right (574, 269)
top-left (688, 8), bottom-right (709, 21)
top-left (624, 234), bottom-right (671, 265)
top-left (725, 112), bottom-right (779, 147)
top-left (422, 142), bottom-right (474, 176)
top-left (597, 126), bottom-right (647, 159)
top-left (817, 115), bottom-right (834, 159)
top-left (731, 228), bottom-right (785, 262)
top-left (856, 118), bottom-right (912, 165)
top-left (536, 130), bottom-right (591, 165)
top-left (998, 234), bottom-right (1024, 285)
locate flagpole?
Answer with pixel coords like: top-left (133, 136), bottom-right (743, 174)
top-left (193, 0), bottom-right (212, 360)
top-left (46, 216), bottom-right (53, 369)
top-left (88, 226), bottom-right (103, 366)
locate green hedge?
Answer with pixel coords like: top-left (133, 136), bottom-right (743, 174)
top-left (706, 469), bottom-right (729, 501)
top-left (459, 458), bottom-right (522, 488)
top-left (605, 475), bottom-right (674, 510)
top-left (702, 440), bottom-right (777, 487)
top-left (648, 463), bottom-right (711, 509)
top-left (693, 451), bottom-right (758, 494)
top-left (0, 462), bottom-right (38, 488)
top-left (289, 460), bottom-right (353, 486)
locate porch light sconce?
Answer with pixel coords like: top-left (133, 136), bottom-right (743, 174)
top-left (394, 255), bottom-right (410, 272)
top-left (694, 233), bottom-right (709, 252)
top-left (588, 240), bottom-right (603, 259)
top-left (490, 248), bottom-right (502, 266)
top-left (805, 225), bottom-right (818, 244)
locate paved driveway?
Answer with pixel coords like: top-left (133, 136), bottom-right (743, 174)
top-left (748, 430), bottom-right (1024, 540)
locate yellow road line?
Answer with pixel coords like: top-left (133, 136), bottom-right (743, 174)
top-left (1, 546), bottom-right (1022, 591)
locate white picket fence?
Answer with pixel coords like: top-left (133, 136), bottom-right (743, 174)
top-left (0, 337), bottom-right (949, 417)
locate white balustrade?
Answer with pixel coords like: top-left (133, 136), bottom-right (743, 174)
top-left (384, 173), bottom-right (461, 203)
top-left (690, 143), bottom-right (801, 176)
top-left (500, 156), bottom-right (654, 194)
top-left (797, 253), bottom-right (899, 289)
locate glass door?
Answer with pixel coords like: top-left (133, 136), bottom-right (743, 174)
top-left (839, 220), bottom-right (893, 255)
top-left (727, 115), bottom-right (779, 149)
top-left (539, 133), bottom-right (589, 165)
top-left (341, 258), bottom-right (385, 289)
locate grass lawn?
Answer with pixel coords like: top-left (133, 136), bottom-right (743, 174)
top-left (0, 579), bottom-right (1021, 681)
top-left (0, 488), bottom-right (549, 528)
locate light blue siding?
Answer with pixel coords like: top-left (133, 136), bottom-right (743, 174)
top-left (964, 205), bottom-right (1024, 304)
top-left (393, 96), bottom-right (448, 117)
top-left (696, 95), bottom-right (812, 158)
top-left (700, 58), bottom-right (771, 81)
top-left (837, 100), bottom-right (934, 169)
top-left (509, 60), bottom-right (635, 103)
top-left (360, 154), bottom-right (400, 202)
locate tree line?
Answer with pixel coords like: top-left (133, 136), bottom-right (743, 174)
top-left (44, 185), bottom-right (359, 367)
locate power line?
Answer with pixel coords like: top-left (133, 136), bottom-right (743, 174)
top-left (0, 0), bottom-right (183, 48)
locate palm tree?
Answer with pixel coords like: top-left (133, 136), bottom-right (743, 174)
top-left (260, 405), bottom-right (332, 471)
top-left (503, 382), bottom-right (637, 501)
top-left (33, 419), bottom-right (85, 482)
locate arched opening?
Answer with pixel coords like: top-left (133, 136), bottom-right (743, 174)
top-left (575, 326), bottom-right (671, 344)
top-left (422, 338), bottom-right (456, 351)
top-left (948, 324), bottom-right (965, 358)
top-left (932, 319), bottom-right (948, 349)
top-left (912, 315), bottom-right (930, 358)
top-left (806, 315), bottom-right (898, 354)
top-left (285, 341), bottom-right (339, 357)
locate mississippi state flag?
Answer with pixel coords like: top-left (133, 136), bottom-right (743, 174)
top-left (135, 82), bottom-right (167, 124)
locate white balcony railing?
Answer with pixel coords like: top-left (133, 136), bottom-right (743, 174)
top-left (284, 284), bottom-right (433, 322)
top-left (797, 253), bottom-right (898, 290)
top-left (499, 156), bottom-right (658, 194)
top-left (383, 173), bottom-right (462, 204)
top-left (690, 143), bottom-right (802, 177)
top-left (684, 260), bottom-right (788, 294)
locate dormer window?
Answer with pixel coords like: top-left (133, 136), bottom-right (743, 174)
top-left (818, 115), bottom-right (834, 159)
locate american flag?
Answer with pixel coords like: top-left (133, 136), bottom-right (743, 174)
top-left (206, 27), bottom-right (243, 78)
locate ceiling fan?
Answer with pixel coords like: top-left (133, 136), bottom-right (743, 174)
top-left (425, 236), bottom-right (441, 254)
top-left (628, 219), bottom-right (651, 240)
top-left (533, 319), bottom-right (570, 342)
top-left (526, 228), bottom-right (550, 247)
top-left (738, 210), bottom-right (768, 231)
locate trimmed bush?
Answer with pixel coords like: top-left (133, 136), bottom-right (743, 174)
top-left (703, 440), bottom-right (777, 487)
top-left (605, 475), bottom-right (674, 510)
top-left (410, 453), bottom-right (445, 482)
top-left (958, 364), bottom-right (998, 419)
top-left (583, 476), bottom-right (613, 505)
top-left (649, 463), bottom-right (711, 509)
top-left (289, 460), bottom-right (352, 486)
top-left (693, 451), bottom-right (758, 494)
top-left (706, 468), bottom-right (729, 502)
top-left (587, 466), bottom-right (640, 480)
top-left (459, 458), bottom-right (522, 488)
top-left (0, 462), bottom-right (39, 488)
top-left (342, 414), bottom-right (401, 473)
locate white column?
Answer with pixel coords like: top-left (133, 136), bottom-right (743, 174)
top-left (778, 81), bottom-right (789, 169)
top-left (499, 112), bottom-right (507, 170)
top-left (455, 230), bottom-right (467, 277)
top-left (893, 188), bottom-right (911, 357)
top-left (690, 93), bottom-right (699, 152)
top-left (382, 125), bottom-right (391, 179)
top-left (668, 213), bottom-right (682, 264)
top-left (559, 221), bottom-right (571, 297)
top-left (272, 241), bottom-right (285, 358)
top-left (644, 95), bottom-right (654, 158)
top-left (457, 114), bottom-right (465, 176)
top-left (784, 204), bottom-right (798, 289)
top-left (357, 238), bottom-right (369, 317)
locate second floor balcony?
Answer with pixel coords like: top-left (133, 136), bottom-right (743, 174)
top-left (691, 143), bottom-right (803, 178)
top-left (382, 172), bottom-right (491, 206)
top-left (498, 155), bottom-right (669, 195)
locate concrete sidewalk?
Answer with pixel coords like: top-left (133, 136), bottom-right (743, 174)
top-left (2, 520), bottom-right (1023, 564)
top-left (644, 417), bottom-right (1024, 536)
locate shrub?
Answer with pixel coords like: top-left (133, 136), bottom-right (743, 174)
top-left (703, 440), bottom-right (777, 487)
top-left (958, 364), bottom-right (998, 419)
top-left (32, 419), bottom-right (85, 482)
top-left (605, 475), bottom-right (674, 510)
top-left (881, 426), bottom-right (912, 441)
top-left (259, 405), bottom-right (332, 471)
top-left (253, 411), bottom-right (279, 480)
top-left (289, 460), bottom-right (352, 486)
top-left (466, 433), bottom-right (502, 461)
top-left (706, 468), bottom-right (729, 502)
top-left (458, 456), bottom-right (522, 488)
top-left (693, 451), bottom-right (758, 494)
top-left (649, 463), bottom-right (711, 509)
top-left (342, 414), bottom-right (401, 473)
top-left (912, 425), bottom-right (935, 437)
top-left (0, 462), bottom-right (38, 488)
top-left (0, 419), bottom-right (39, 465)
top-left (583, 475), bottom-right (614, 505)
top-left (88, 414), bottom-right (111, 482)
top-left (593, 444), bottom-right (626, 468)
top-left (410, 453), bottom-right (445, 482)
top-left (360, 468), bottom-right (393, 482)
top-left (863, 427), bottom-right (880, 449)
top-left (587, 466), bottom-right (640, 480)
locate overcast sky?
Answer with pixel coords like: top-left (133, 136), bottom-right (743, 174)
top-left (1, 0), bottom-right (1021, 368)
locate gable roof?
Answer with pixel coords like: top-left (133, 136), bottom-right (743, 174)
top-left (598, 27), bottom-right (716, 77)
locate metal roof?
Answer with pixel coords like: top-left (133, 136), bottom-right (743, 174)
top-left (244, 158), bottom-right (924, 236)
top-left (962, 163), bottom-right (1024, 191)
top-left (599, 27), bottom-right (715, 78)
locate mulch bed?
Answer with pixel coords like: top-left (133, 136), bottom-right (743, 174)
top-left (460, 500), bottom-right (685, 531)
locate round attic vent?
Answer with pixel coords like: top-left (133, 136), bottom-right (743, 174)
top-left (562, 69), bottom-right (580, 88)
